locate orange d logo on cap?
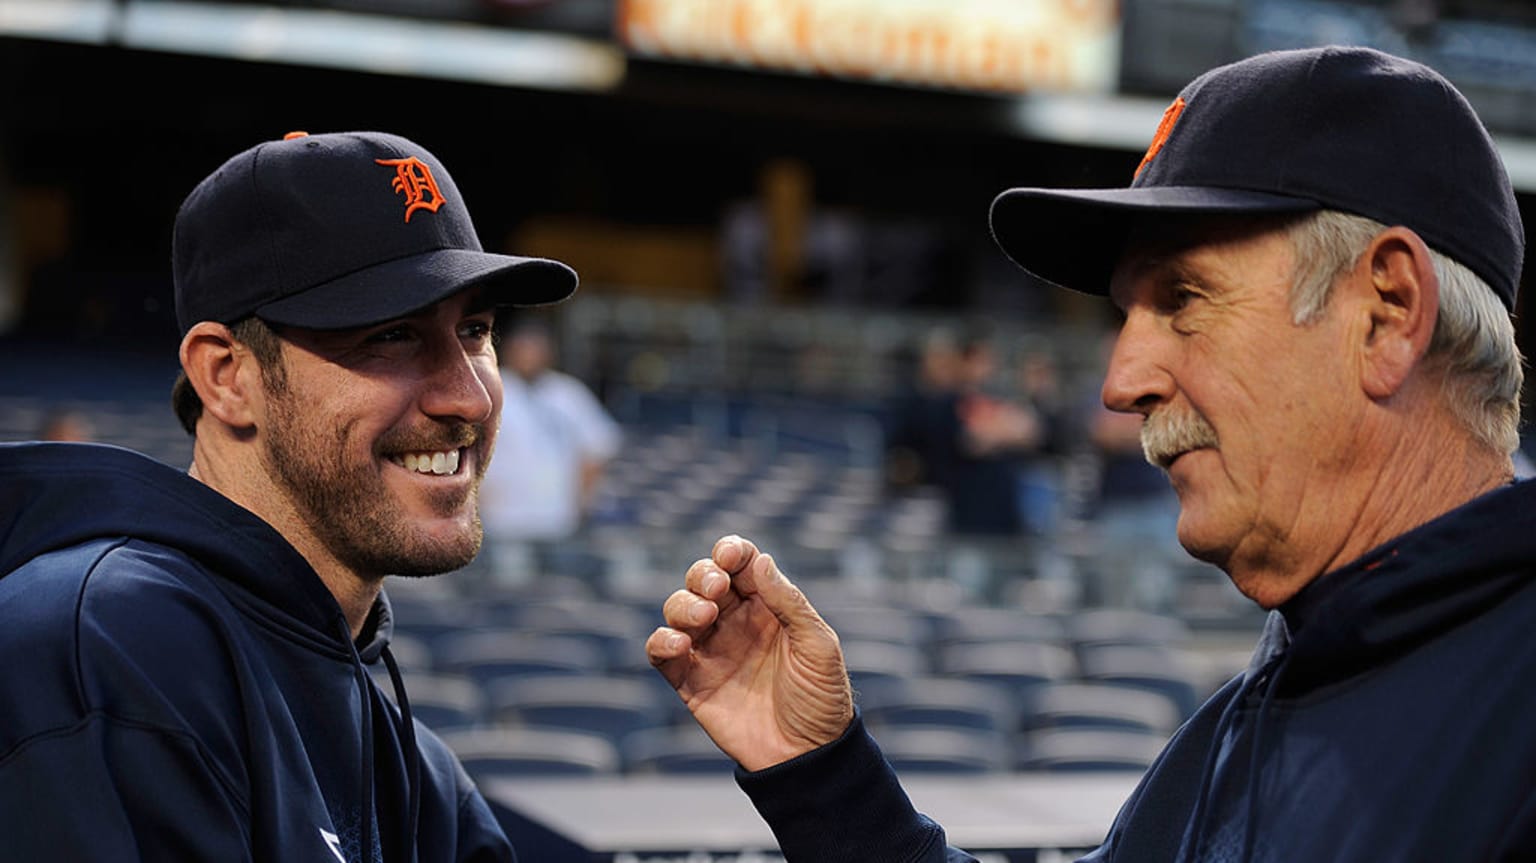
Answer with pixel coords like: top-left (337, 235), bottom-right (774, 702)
top-left (376, 156), bottom-right (447, 223)
top-left (1135, 97), bottom-right (1186, 180)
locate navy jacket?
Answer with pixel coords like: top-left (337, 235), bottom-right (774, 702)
top-left (0, 442), bottom-right (512, 862)
top-left (740, 480), bottom-right (1536, 862)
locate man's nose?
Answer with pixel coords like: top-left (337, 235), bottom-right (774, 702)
top-left (1100, 312), bottom-right (1174, 415)
top-left (421, 344), bottom-right (496, 425)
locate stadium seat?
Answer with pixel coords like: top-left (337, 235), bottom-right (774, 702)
top-left (383, 632), bottom-right (434, 673)
top-left (1076, 643), bottom-right (1205, 720)
top-left (1066, 608), bottom-right (1192, 650)
top-left (931, 606), bottom-right (1068, 648)
top-left (438, 727), bottom-right (623, 778)
top-left (818, 604), bottom-right (933, 648)
top-left (388, 594), bottom-right (489, 654)
top-left (487, 596), bottom-right (651, 636)
top-left (860, 676), bottom-right (1020, 735)
top-left (1019, 681), bottom-right (1181, 736)
top-left (621, 724), bottom-right (736, 775)
top-left (516, 620), bottom-right (646, 672)
top-left (1016, 727), bottom-right (1167, 773)
top-left (874, 726), bottom-right (1012, 775)
top-left (388, 671), bottom-right (486, 733)
top-left (433, 630), bottom-right (608, 687)
top-left (842, 638), bottom-right (930, 704)
top-left (486, 674), bottom-right (673, 745)
top-left (938, 640), bottom-right (1077, 706)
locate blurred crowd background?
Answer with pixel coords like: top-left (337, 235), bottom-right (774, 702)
top-left (4, 0), bottom-right (1536, 790)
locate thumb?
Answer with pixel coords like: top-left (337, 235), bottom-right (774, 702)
top-left (732, 552), bottom-right (822, 634)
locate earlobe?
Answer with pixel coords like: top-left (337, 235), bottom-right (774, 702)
top-left (1359, 228), bottom-right (1438, 400)
top-left (180, 322), bottom-right (262, 431)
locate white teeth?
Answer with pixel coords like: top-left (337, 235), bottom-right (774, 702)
top-left (393, 450), bottom-right (460, 476)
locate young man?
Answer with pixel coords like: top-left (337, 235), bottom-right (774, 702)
top-left (0, 131), bottom-right (577, 861)
top-left (648, 46), bottom-right (1536, 860)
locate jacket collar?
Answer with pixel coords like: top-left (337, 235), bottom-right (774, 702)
top-left (1274, 479), bottom-right (1536, 692)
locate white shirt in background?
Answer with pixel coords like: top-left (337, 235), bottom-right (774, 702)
top-left (480, 369), bottom-right (622, 542)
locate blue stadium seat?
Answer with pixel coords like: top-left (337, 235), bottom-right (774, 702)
top-left (842, 638), bottom-right (930, 705)
top-left (938, 640), bottom-right (1077, 706)
top-left (818, 604), bottom-right (934, 648)
top-left (1016, 728), bottom-right (1166, 773)
top-left (390, 672), bottom-right (486, 733)
top-left (930, 606), bottom-right (1068, 648)
top-left (621, 724), bottom-right (736, 775)
top-left (875, 727), bottom-right (1012, 775)
top-left (860, 676), bottom-right (1020, 736)
top-left (1019, 681), bottom-right (1181, 736)
top-left (383, 632), bottom-right (434, 674)
top-left (1075, 643), bottom-right (1205, 720)
top-left (1066, 608), bottom-right (1192, 650)
top-left (433, 630), bottom-right (608, 687)
top-left (439, 728), bottom-right (622, 778)
top-left (486, 674), bottom-right (673, 746)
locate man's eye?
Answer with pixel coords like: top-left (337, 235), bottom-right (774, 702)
top-left (366, 326), bottom-right (412, 344)
top-left (1163, 283), bottom-right (1198, 312)
top-left (461, 321), bottom-right (493, 340)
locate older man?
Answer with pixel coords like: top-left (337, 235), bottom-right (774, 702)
top-left (0, 131), bottom-right (576, 861)
top-left (648, 46), bottom-right (1535, 861)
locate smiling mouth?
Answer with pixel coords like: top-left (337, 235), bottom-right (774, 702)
top-left (388, 449), bottom-right (463, 476)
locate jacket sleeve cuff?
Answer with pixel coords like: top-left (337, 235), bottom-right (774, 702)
top-left (735, 709), bottom-right (949, 863)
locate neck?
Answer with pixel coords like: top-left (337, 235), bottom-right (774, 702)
top-left (189, 437), bottom-right (382, 639)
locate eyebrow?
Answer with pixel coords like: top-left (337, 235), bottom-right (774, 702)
top-left (1110, 250), bottom-right (1218, 312)
top-left (1109, 251), bottom-right (1175, 307)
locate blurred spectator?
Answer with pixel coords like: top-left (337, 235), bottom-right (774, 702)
top-left (884, 323), bottom-right (1046, 537)
top-left (1011, 346), bottom-right (1073, 536)
top-left (479, 316), bottom-right (622, 584)
top-left (36, 408), bottom-right (95, 443)
top-left (721, 158), bottom-right (865, 305)
top-left (1081, 330), bottom-right (1182, 608)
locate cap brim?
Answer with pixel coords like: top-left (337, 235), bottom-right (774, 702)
top-left (252, 249), bottom-right (578, 330)
top-left (989, 185), bottom-right (1321, 296)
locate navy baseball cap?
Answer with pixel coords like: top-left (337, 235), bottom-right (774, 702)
top-left (173, 131), bottom-right (577, 335)
top-left (990, 46), bottom-right (1525, 310)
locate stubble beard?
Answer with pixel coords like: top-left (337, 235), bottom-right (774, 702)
top-left (262, 400), bottom-right (487, 580)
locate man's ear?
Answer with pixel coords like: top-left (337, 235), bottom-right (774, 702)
top-left (179, 322), bottom-right (265, 431)
top-left (1354, 227), bottom-right (1439, 400)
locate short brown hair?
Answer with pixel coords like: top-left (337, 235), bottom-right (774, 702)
top-left (171, 317), bottom-right (287, 436)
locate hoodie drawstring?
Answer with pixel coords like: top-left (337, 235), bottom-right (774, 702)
top-left (341, 619), bottom-right (424, 863)
top-left (344, 621), bottom-right (378, 863)
top-left (382, 644), bottom-right (423, 863)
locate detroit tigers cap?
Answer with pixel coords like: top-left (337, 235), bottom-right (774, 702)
top-left (989, 45), bottom-right (1525, 309)
top-left (172, 130), bottom-right (577, 335)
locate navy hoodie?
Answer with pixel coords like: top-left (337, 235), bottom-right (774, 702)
top-left (740, 480), bottom-right (1536, 862)
top-left (0, 442), bottom-right (512, 862)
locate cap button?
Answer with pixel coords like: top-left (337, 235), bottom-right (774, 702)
top-left (282, 131), bottom-right (310, 140)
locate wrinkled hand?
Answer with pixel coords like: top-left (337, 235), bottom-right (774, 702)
top-left (646, 535), bottom-right (854, 771)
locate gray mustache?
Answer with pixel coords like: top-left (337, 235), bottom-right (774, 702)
top-left (1141, 410), bottom-right (1219, 469)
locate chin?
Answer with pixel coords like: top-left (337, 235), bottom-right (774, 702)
top-left (1175, 519), bottom-right (1233, 574)
top-left (1227, 574), bottom-right (1301, 610)
top-left (390, 536), bottom-right (482, 577)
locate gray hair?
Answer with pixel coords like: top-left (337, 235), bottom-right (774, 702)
top-left (1286, 209), bottom-right (1523, 456)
